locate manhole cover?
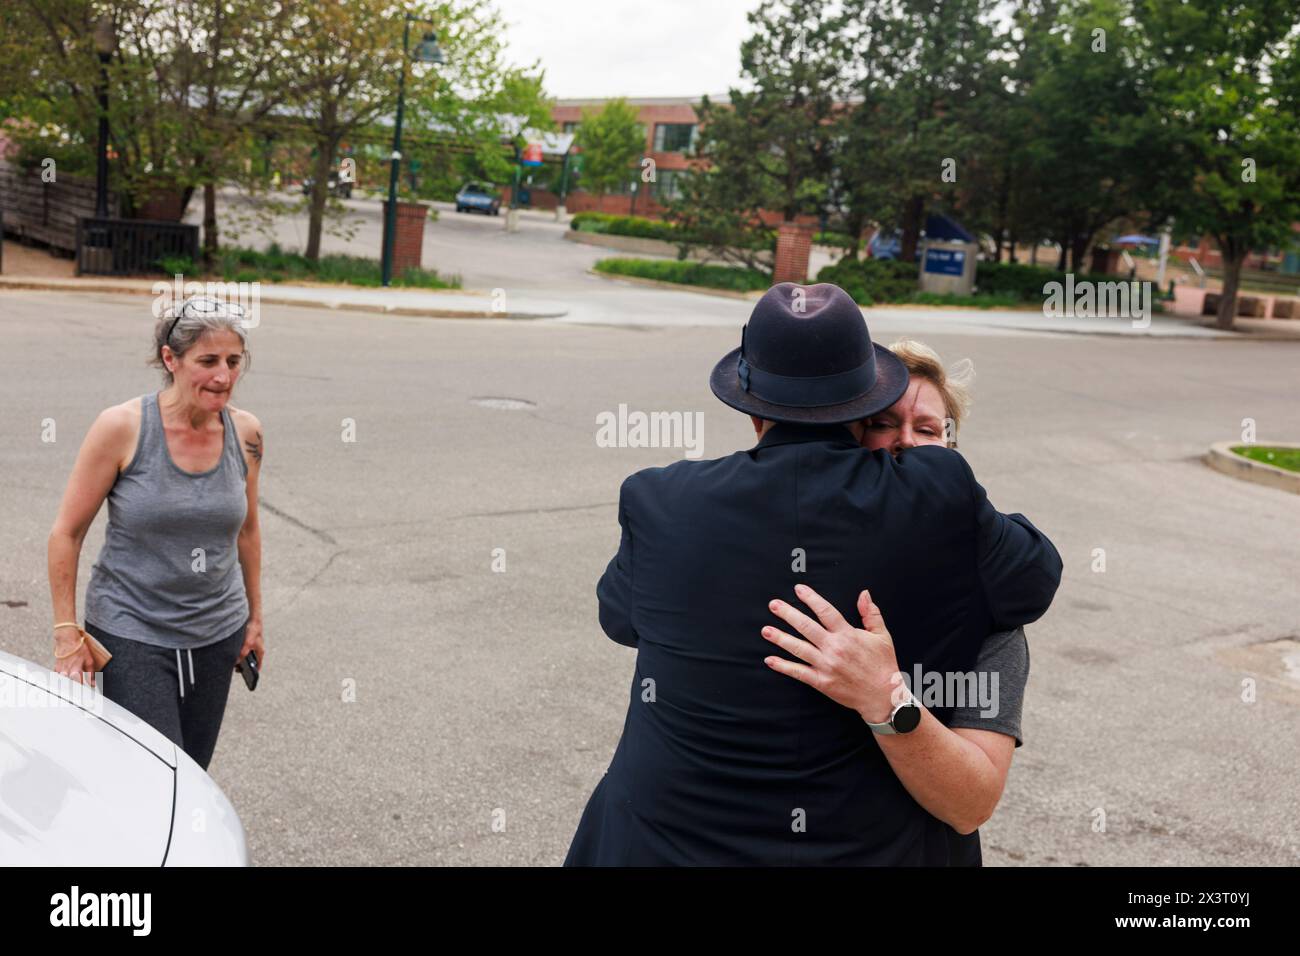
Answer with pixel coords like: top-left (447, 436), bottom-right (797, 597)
top-left (470, 397), bottom-right (536, 410)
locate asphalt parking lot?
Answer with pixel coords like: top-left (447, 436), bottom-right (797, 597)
top-left (2, 285), bottom-right (1297, 865)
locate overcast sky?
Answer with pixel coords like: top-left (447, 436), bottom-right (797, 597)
top-left (490, 0), bottom-right (762, 100)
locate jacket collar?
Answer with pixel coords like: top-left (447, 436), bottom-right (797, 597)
top-left (755, 421), bottom-right (860, 451)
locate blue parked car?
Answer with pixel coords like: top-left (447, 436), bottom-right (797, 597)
top-left (869, 230), bottom-right (904, 260)
top-left (870, 214), bottom-right (978, 259)
top-left (455, 182), bottom-right (501, 216)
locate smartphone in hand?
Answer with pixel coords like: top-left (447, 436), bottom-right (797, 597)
top-left (235, 650), bottom-right (259, 691)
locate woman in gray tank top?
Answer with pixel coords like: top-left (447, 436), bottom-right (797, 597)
top-left (47, 296), bottom-right (266, 770)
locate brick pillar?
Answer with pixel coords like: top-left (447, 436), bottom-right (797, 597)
top-left (773, 221), bottom-right (815, 285)
top-left (383, 201), bottom-right (429, 278)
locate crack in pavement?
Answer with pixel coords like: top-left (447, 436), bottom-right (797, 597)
top-left (324, 501), bottom-right (619, 530)
top-left (260, 498), bottom-right (339, 545)
top-left (454, 501), bottom-right (618, 520)
top-left (278, 549), bottom-right (349, 615)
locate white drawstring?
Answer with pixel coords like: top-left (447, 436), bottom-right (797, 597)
top-left (176, 648), bottom-right (197, 699)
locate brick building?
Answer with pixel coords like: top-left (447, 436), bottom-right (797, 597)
top-left (514, 96), bottom-right (707, 217)
top-left (1168, 233), bottom-right (1300, 274)
top-left (523, 95), bottom-right (818, 231)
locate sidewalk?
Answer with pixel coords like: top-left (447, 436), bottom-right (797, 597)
top-left (1, 241), bottom-right (77, 278)
top-left (1163, 278), bottom-right (1300, 339)
top-left (6, 242), bottom-right (1300, 338)
top-left (577, 270), bottom-right (1300, 339)
top-left (858, 303), bottom-right (1300, 339)
top-left (0, 271), bottom-right (568, 320)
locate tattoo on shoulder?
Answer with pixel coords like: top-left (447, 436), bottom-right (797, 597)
top-left (245, 430), bottom-right (263, 464)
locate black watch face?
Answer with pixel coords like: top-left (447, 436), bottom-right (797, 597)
top-left (893, 702), bottom-right (922, 733)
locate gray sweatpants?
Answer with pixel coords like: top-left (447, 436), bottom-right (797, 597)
top-left (84, 619), bottom-right (248, 770)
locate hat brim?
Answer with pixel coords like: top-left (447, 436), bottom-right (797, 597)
top-left (709, 342), bottom-right (909, 425)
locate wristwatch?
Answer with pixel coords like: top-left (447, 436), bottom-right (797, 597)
top-left (865, 693), bottom-right (922, 735)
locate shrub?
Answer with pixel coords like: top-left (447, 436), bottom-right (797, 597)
top-left (907, 291), bottom-right (1023, 309)
top-left (813, 230), bottom-right (856, 250)
top-left (815, 257), bottom-right (918, 305)
top-left (975, 261), bottom-right (1113, 300)
top-left (156, 255), bottom-right (194, 275)
top-left (594, 257), bottom-right (770, 292)
top-left (154, 244), bottom-right (460, 289)
top-left (570, 212), bottom-right (680, 242)
top-left (819, 257), bottom-right (1117, 306)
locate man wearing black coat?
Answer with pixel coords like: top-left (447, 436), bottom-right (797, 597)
top-left (565, 282), bottom-right (1062, 866)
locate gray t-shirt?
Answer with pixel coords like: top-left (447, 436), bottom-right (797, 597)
top-left (941, 626), bottom-right (1029, 866)
top-left (946, 625), bottom-right (1029, 746)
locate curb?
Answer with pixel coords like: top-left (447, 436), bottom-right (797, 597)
top-left (1205, 442), bottom-right (1300, 496)
top-left (0, 277), bottom-right (566, 320)
top-left (582, 270), bottom-right (1300, 336)
top-left (1190, 317), bottom-right (1300, 341)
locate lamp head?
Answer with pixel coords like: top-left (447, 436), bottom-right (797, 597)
top-left (92, 14), bottom-right (116, 56)
top-left (413, 33), bottom-right (444, 64)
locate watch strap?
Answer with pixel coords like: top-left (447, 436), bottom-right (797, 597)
top-left (866, 694), bottom-right (918, 735)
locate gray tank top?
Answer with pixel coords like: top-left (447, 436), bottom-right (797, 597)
top-left (85, 390), bottom-right (250, 648)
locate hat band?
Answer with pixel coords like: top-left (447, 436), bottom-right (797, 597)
top-left (738, 350), bottom-right (878, 408)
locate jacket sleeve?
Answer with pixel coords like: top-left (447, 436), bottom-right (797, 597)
top-left (596, 476), bottom-right (639, 647)
top-left (962, 457), bottom-right (1063, 629)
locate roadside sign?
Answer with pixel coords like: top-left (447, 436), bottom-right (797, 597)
top-left (923, 247), bottom-right (965, 275)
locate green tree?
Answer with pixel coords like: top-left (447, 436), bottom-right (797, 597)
top-left (839, 0), bottom-right (1005, 261)
top-left (3, 0), bottom-right (295, 263)
top-left (0, 2), bottom-right (103, 184)
top-left (129, 0), bottom-right (297, 263)
top-left (283, 0), bottom-right (544, 259)
top-left (1138, 0), bottom-right (1300, 329)
top-left (1019, 0), bottom-right (1169, 270)
top-left (402, 28), bottom-right (553, 198)
top-left (948, 0), bottom-right (1059, 263)
top-left (667, 0), bottom-right (852, 271)
top-left (572, 97), bottom-right (643, 198)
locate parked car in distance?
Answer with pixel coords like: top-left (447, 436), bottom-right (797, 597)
top-left (456, 182), bottom-right (501, 215)
top-left (302, 175), bottom-right (354, 199)
top-left (869, 229), bottom-right (904, 260)
top-left (0, 648), bottom-right (249, 866)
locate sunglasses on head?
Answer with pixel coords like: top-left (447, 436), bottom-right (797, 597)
top-left (165, 297), bottom-right (246, 346)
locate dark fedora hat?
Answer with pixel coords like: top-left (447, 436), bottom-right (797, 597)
top-left (710, 282), bottom-right (908, 425)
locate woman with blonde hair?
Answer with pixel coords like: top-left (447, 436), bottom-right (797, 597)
top-left (47, 296), bottom-right (266, 770)
top-left (862, 338), bottom-right (975, 450)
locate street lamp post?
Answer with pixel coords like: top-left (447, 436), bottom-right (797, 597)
top-left (555, 145), bottom-right (572, 221)
top-left (509, 143), bottom-right (521, 208)
top-left (382, 15), bottom-right (443, 287)
top-left (92, 15), bottom-right (116, 219)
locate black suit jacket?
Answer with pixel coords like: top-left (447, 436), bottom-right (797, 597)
top-left (565, 422), bottom-right (1062, 865)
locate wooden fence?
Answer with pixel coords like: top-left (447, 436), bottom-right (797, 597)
top-left (0, 156), bottom-right (119, 254)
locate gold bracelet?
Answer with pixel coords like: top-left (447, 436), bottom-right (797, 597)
top-left (54, 634), bottom-right (86, 659)
top-left (53, 621), bottom-right (81, 631)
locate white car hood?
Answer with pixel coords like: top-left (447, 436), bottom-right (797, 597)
top-left (0, 648), bottom-right (175, 865)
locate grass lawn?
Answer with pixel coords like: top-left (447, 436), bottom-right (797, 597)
top-left (1232, 446), bottom-right (1300, 473)
top-left (158, 244), bottom-right (460, 289)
